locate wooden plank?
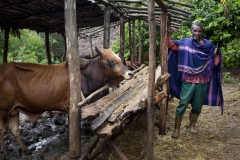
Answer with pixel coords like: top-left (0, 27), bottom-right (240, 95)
top-left (91, 79), bottom-right (147, 131)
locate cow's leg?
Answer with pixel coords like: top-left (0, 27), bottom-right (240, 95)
top-left (8, 113), bottom-right (30, 154)
top-left (0, 111), bottom-right (9, 154)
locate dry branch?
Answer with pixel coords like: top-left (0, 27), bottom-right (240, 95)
top-left (78, 85), bottom-right (109, 107)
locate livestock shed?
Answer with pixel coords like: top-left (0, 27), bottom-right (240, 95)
top-left (0, 0), bottom-right (194, 159)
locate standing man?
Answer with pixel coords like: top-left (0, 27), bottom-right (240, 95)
top-left (167, 22), bottom-right (224, 138)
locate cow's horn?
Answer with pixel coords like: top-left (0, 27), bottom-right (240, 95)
top-left (95, 46), bottom-right (104, 56)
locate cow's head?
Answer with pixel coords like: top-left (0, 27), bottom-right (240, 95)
top-left (95, 47), bottom-right (134, 86)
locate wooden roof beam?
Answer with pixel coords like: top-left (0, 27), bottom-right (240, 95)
top-left (126, 10), bottom-right (162, 15)
top-left (97, 0), bottom-right (125, 17)
top-left (109, 0), bottom-right (143, 4)
top-left (167, 9), bottom-right (191, 18)
top-left (165, 0), bottom-right (195, 8)
top-left (117, 4), bottom-right (162, 13)
top-left (167, 5), bottom-right (192, 15)
top-left (155, 0), bottom-right (167, 12)
top-left (171, 14), bottom-right (188, 20)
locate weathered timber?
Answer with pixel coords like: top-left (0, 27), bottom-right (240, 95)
top-left (96, 66), bottom-right (162, 139)
top-left (91, 79), bottom-right (147, 131)
top-left (97, 123), bottom-right (121, 139)
top-left (81, 66), bottom-right (148, 120)
top-left (97, 107), bottom-right (145, 139)
top-left (108, 103), bottom-right (129, 122)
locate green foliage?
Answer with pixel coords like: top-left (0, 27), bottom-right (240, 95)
top-left (222, 71), bottom-right (234, 83)
top-left (8, 30), bottom-right (45, 63)
top-left (0, 29), bottom-right (64, 64)
top-left (112, 0), bottom-right (240, 67)
top-left (177, 0), bottom-right (240, 67)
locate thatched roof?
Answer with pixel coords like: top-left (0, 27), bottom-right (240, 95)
top-left (0, 0), bottom-right (119, 34)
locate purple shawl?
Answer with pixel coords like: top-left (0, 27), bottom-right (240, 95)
top-left (168, 38), bottom-right (224, 114)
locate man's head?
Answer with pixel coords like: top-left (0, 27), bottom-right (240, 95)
top-left (190, 22), bottom-right (203, 42)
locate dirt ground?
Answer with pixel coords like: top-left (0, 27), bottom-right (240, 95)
top-left (108, 67), bottom-right (240, 160)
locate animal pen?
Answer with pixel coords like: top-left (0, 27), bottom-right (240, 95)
top-left (0, 0), bottom-right (194, 159)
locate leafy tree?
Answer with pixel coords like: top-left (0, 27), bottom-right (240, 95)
top-left (7, 30), bottom-right (46, 63)
top-left (172, 0), bottom-right (240, 67)
top-left (0, 29), bottom-right (65, 64)
top-left (112, 0), bottom-right (240, 67)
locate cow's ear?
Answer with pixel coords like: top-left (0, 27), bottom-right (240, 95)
top-left (95, 46), bottom-right (104, 56)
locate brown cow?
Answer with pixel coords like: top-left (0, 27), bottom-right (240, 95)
top-left (0, 47), bottom-right (133, 154)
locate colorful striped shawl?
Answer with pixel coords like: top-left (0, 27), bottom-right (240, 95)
top-left (168, 38), bottom-right (224, 114)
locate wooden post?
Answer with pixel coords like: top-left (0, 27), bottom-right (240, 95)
top-left (132, 20), bottom-right (136, 64)
top-left (45, 31), bottom-right (52, 65)
top-left (147, 0), bottom-right (156, 159)
top-left (159, 13), bottom-right (169, 135)
top-left (103, 4), bottom-right (110, 96)
top-left (89, 35), bottom-right (93, 56)
top-left (103, 5), bottom-right (111, 49)
top-left (61, 33), bottom-right (67, 62)
top-left (128, 20), bottom-right (133, 64)
top-left (119, 16), bottom-right (125, 63)
top-left (138, 19), bottom-right (142, 64)
top-left (64, 0), bottom-right (81, 159)
top-left (3, 26), bottom-right (10, 63)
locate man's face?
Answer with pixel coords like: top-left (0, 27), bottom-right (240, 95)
top-left (191, 25), bottom-right (202, 41)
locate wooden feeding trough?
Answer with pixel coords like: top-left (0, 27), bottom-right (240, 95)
top-left (78, 65), bottom-right (171, 159)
